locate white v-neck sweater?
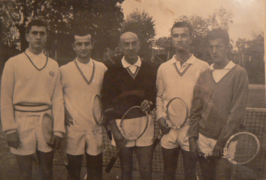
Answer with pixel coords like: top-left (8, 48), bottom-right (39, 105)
top-left (1, 52), bottom-right (65, 135)
top-left (156, 55), bottom-right (209, 121)
top-left (60, 60), bottom-right (107, 131)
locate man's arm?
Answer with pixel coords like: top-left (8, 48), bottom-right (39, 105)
top-left (1, 59), bottom-right (20, 149)
top-left (187, 74), bottom-right (204, 140)
top-left (51, 67), bottom-right (65, 138)
top-left (155, 66), bottom-right (170, 134)
top-left (1, 60), bottom-right (17, 133)
top-left (188, 73), bottom-right (205, 158)
top-left (216, 69), bottom-right (249, 148)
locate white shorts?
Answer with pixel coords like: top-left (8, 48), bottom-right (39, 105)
top-left (111, 115), bottom-right (154, 147)
top-left (11, 111), bottom-right (53, 155)
top-left (160, 124), bottom-right (189, 151)
top-left (65, 125), bottom-right (103, 156)
top-left (198, 133), bottom-right (237, 158)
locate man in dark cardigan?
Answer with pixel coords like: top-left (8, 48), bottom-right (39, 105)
top-left (102, 32), bottom-right (157, 180)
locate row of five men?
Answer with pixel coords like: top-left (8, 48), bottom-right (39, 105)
top-left (1, 19), bottom-right (248, 180)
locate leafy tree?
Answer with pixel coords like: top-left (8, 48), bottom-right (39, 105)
top-left (122, 10), bottom-right (156, 61)
top-left (1, 0), bottom-right (125, 64)
top-left (235, 32), bottom-right (264, 84)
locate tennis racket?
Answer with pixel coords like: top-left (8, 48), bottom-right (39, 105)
top-left (105, 106), bottom-right (149, 173)
top-left (92, 94), bottom-right (112, 140)
top-left (202, 132), bottom-right (260, 165)
top-left (153, 97), bottom-right (189, 149)
top-left (41, 112), bottom-right (53, 145)
top-left (92, 94), bottom-right (104, 125)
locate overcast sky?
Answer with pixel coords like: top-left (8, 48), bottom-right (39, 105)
top-left (121, 0), bottom-right (264, 44)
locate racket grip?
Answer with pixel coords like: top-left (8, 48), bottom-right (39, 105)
top-left (153, 138), bottom-right (160, 150)
top-left (105, 156), bottom-right (117, 173)
top-left (152, 134), bottom-right (162, 150)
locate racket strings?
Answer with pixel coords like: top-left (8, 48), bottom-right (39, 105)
top-left (120, 106), bottom-right (149, 140)
top-left (92, 95), bottom-right (103, 125)
top-left (167, 98), bottom-right (188, 128)
top-left (226, 134), bottom-right (259, 163)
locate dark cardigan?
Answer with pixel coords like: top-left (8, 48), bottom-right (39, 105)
top-left (101, 60), bottom-right (157, 119)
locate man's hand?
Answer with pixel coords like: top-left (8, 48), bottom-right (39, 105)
top-left (189, 138), bottom-right (200, 159)
top-left (49, 135), bottom-right (62, 149)
top-left (6, 131), bottom-right (20, 149)
top-left (212, 143), bottom-right (224, 157)
top-left (109, 119), bottom-right (126, 149)
top-left (157, 117), bottom-right (170, 134)
top-left (113, 133), bottom-right (126, 149)
top-left (140, 100), bottom-right (152, 112)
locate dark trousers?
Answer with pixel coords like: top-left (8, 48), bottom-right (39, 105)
top-left (67, 153), bottom-right (102, 180)
top-left (199, 156), bottom-right (231, 180)
top-left (119, 145), bottom-right (153, 180)
top-left (162, 147), bottom-right (197, 180)
top-left (16, 150), bottom-right (54, 180)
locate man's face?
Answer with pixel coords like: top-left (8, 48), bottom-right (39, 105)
top-left (171, 27), bottom-right (191, 51)
top-left (72, 34), bottom-right (93, 59)
top-left (26, 26), bottom-right (47, 51)
top-left (208, 38), bottom-right (228, 65)
top-left (120, 32), bottom-right (140, 63)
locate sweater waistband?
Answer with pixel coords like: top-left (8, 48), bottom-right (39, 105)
top-left (14, 103), bottom-right (51, 112)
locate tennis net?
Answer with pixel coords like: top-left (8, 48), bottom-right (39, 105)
top-left (53, 108), bottom-right (266, 179)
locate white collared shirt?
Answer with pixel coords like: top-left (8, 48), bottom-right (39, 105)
top-left (76, 58), bottom-right (94, 80)
top-left (25, 49), bottom-right (47, 69)
top-left (173, 54), bottom-right (195, 73)
top-left (121, 56), bottom-right (142, 74)
top-left (210, 61), bottom-right (236, 83)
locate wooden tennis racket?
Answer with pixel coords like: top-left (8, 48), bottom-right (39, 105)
top-left (105, 106), bottom-right (149, 173)
top-left (201, 132), bottom-right (260, 165)
top-left (153, 97), bottom-right (189, 149)
top-left (41, 112), bottom-right (53, 146)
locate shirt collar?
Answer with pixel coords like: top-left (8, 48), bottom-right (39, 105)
top-left (210, 61), bottom-right (235, 71)
top-left (170, 54), bottom-right (196, 65)
top-left (76, 58), bottom-right (93, 67)
top-left (121, 56), bottom-right (142, 68)
top-left (25, 49), bottom-right (46, 58)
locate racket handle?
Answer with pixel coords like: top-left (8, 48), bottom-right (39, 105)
top-left (105, 151), bottom-right (120, 173)
top-left (152, 134), bottom-right (162, 150)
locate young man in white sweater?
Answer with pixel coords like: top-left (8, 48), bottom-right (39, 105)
top-left (60, 29), bottom-right (107, 180)
top-left (1, 19), bottom-right (65, 180)
top-left (156, 22), bottom-right (209, 180)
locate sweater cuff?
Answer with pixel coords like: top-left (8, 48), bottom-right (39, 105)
top-left (54, 132), bottom-right (63, 138)
top-left (5, 129), bottom-right (17, 135)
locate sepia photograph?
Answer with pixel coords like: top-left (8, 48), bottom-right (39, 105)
top-left (0, 0), bottom-right (265, 179)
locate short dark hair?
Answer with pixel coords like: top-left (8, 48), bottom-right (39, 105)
top-left (206, 28), bottom-right (230, 45)
top-left (171, 21), bottom-right (193, 37)
top-left (72, 28), bottom-right (93, 43)
top-left (26, 19), bottom-right (48, 34)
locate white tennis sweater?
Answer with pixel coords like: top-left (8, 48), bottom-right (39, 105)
top-left (60, 59), bottom-right (107, 131)
top-left (1, 51), bottom-right (65, 136)
top-left (156, 55), bottom-right (209, 121)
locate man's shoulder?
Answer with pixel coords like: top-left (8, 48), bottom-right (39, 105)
top-left (193, 56), bottom-right (209, 67)
top-left (232, 64), bottom-right (248, 77)
top-left (60, 60), bottom-right (75, 71)
top-left (93, 59), bottom-right (107, 71)
top-left (7, 52), bottom-right (25, 62)
top-left (158, 58), bottom-right (174, 70)
top-left (48, 57), bottom-right (60, 67)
